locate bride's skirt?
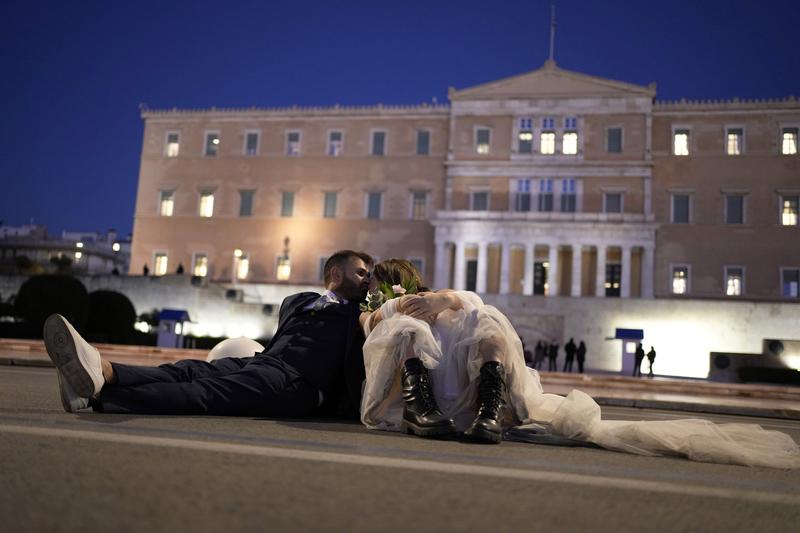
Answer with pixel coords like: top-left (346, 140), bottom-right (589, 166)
top-left (360, 292), bottom-right (800, 469)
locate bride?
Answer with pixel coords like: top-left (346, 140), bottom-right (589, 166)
top-left (358, 259), bottom-right (800, 469)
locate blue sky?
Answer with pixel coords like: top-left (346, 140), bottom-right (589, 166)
top-left (2, 0), bottom-right (798, 236)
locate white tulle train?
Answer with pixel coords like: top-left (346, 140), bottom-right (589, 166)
top-left (361, 292), bottom-right (800, 469)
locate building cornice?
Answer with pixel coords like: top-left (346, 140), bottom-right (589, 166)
top-left (141, 103), bottom-right (450, 121)
top-left (654, 96), bottom-right (799, 114)
top-left (445, 160), bottom-right (653, 177)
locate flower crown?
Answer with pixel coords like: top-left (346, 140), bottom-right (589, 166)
top-left (360, 278), bottom-right (418, 312)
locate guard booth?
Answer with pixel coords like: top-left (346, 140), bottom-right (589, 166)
top-left (612, 328), bottom-right (645, 376)
top-left (157, 309), bottom-right (191, 348)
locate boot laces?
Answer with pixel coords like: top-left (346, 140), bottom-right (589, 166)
top-left (478, 370), bottom-right (504, 415)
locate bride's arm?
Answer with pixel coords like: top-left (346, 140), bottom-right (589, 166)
top-left (400, 290), bottom-right (462, 320)
top-left (359, 296), bottom-right (407, 335)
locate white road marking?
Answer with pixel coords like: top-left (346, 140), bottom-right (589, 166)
top-left (2, 423), bottom-right (798, 506)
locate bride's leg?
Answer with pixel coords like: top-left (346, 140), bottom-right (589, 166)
top-left (464, 333), bottom-right (507, 444)
top-left (399, 333), bottom-right (457, 439)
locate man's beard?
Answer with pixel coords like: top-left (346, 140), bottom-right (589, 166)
top-left (339, 277), bottom-right (368, 301)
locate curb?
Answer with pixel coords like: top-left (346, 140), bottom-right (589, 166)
top-left (4, 356), bottom-right (798, 420)
top-left (593, 396), bottom-right (800, 421)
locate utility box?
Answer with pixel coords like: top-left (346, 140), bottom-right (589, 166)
top-left (613, 328), bottom-right (645, 376)
top-left (157, 308), bottom-right (191, 348)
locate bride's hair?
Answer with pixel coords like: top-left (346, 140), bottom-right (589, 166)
top-left (372, 259), bottom-right (430, 293)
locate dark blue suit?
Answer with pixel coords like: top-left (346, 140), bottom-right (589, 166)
top-left (97, 292), bottom-right (366, 419)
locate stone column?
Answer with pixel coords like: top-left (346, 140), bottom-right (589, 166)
top-left (547, 244), bottom-right (559, 297)
top-left (595, 244), bottom-right (607, 297)
top-left (476, 242), bottom-right (488, 293)
top-left (433, 241), bottom-right (449, 290)
top-left (499, 241), bottom-right (511, 294)
top-left (621, 246), bottom-right (632, 298)
top-left (453, 240), bottom-right (466, 290)
top-left (523, 243), bottom-right (535, 295)
top-left (641, 245), bottom-right (655, 298)
top-left (571, 244), bottom-right (583, 297)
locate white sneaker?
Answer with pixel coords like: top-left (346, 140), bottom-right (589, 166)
top-left (43, 314), bottom-right (105, 398)
top-left (57, 370), bottom-right (90, 412)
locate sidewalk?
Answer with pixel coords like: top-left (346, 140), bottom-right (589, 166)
top-left (2, 337), bottom-right (799, 419)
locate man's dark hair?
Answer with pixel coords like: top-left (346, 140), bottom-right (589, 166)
top-left (323, 250), bottom-right (373, 285)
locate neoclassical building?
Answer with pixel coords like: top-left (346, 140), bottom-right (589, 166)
top-left (132, 60), bottom-right (800, 304)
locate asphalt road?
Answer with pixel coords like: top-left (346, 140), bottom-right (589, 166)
top-left (1, 365), bottom-right (798, 533)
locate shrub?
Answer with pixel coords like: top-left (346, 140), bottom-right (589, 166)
top-left (86, 290), bottom-right (137, 344)
top-left (14, 275), bottom-right (89, 338)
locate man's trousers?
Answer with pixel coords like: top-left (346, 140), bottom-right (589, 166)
top-left (95, 355), bottom-right (319, 417)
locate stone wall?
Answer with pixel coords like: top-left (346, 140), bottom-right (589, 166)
top-left (2, 274), bottom-right (798, 377)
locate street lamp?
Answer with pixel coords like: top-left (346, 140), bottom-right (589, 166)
top-left (276, 236), bottom-right (291, 281)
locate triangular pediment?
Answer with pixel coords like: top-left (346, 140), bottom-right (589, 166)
top-left (450, 61), bottom-right (655, 100)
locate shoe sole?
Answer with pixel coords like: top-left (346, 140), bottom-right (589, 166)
top-left (44, 315), bottom-right (96, 398)
top-left (463, 426), bottom-right (502, 444)
top-left (56, 370), bottom-right (87, 413)
top-left (401, 420), bottom-right (459, 438)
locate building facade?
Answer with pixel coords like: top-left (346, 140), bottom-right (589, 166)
top-left (0, 224), bottom-right (131, 276)
top-left (131, 61), bottom-right (800, 304)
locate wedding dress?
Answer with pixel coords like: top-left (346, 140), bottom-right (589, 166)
top-left (360, 291), bottom-right (800, 469)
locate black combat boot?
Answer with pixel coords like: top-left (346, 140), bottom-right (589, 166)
top-left (463, 362), bottom-right (506, 444)
top-left (401, 358), bottom-right (457, 438)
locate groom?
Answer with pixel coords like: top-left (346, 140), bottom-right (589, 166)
top-left (44, 250), bottom-right (372, 419)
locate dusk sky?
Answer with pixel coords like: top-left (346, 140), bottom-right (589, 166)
top-left (2, 0), bottom-right (798, 237)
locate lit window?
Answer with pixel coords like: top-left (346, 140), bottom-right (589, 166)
top-left (471, 191), bottom-right (489, 211)
top-left (725, 267), bottom-right (743, 296)
top-left (159, 191), bottom-right (174, 217)
top-left (281, 191), bottom-right (294, 217)
top-left (725, 194), bottom-right (744, 224)
top-left (323, 192), bottom-right (337, 218)
top-left (205, 132), bottom-right (220, 157)
top-left (515, 179), bottom-right (531, 212)
top-left (236, 253), bottom-right (250, 280)
top-left (416, 130), bottom-right (430, 155)
top-left (538, 179), bottom-right (553, 212)
top-left (518, 118), bottom-right (533, 154)
top-left (562, 132), bottom-right (578, 155)
top-left (781, 196), bottom-right (799, 225)
top-left (165, 132), bottom-right (180, 157)
top-left (672, 266), bottom-right (689, 295)
top-left (783, 269), bottom-right (799, 298)
top-left (671, 194), bottom-right (690, 223)
top-left (560, 179), bottom-right (576, 213)
top-left (607, 127), bottom-right (622, 153)
top-left (199, 191), bottom-right (215, 218)
top-left (193, 254), bottom-right (208, 277)
top-left (367, 192), bottom-right (382, 219)
top-left (540, 132), bottom-right (555, 155)
top-left (411, 191), bottom-right (427, 220)
top-left (244, 131), bottom-right (259, 156)
top-left (154, 253), bottom-right (168, 276)
top-left (286, 131), bottom-right (301, 156)
top-left (328, 131), bottom-right (343, 156)
top-left (239, 190), bottom-right (254, 217)
top-left (782, 127), bottom-right (798, 155)
top-left (605, 193), bottom-right (622, 214)
top-left (726, 128), bottom-right (742, 155)
top-left (476, 128), bottom-right (491, 154)
top-left (673, 129), bottom-right (690, 156)
top-left (371, 131), bottom-right (386, 156)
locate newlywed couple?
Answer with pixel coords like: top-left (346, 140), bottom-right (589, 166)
top-left (44, 250), bottom-right (800, 468)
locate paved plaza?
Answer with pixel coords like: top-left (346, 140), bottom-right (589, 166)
top-left (1, 365), bottom-right (798, 532)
